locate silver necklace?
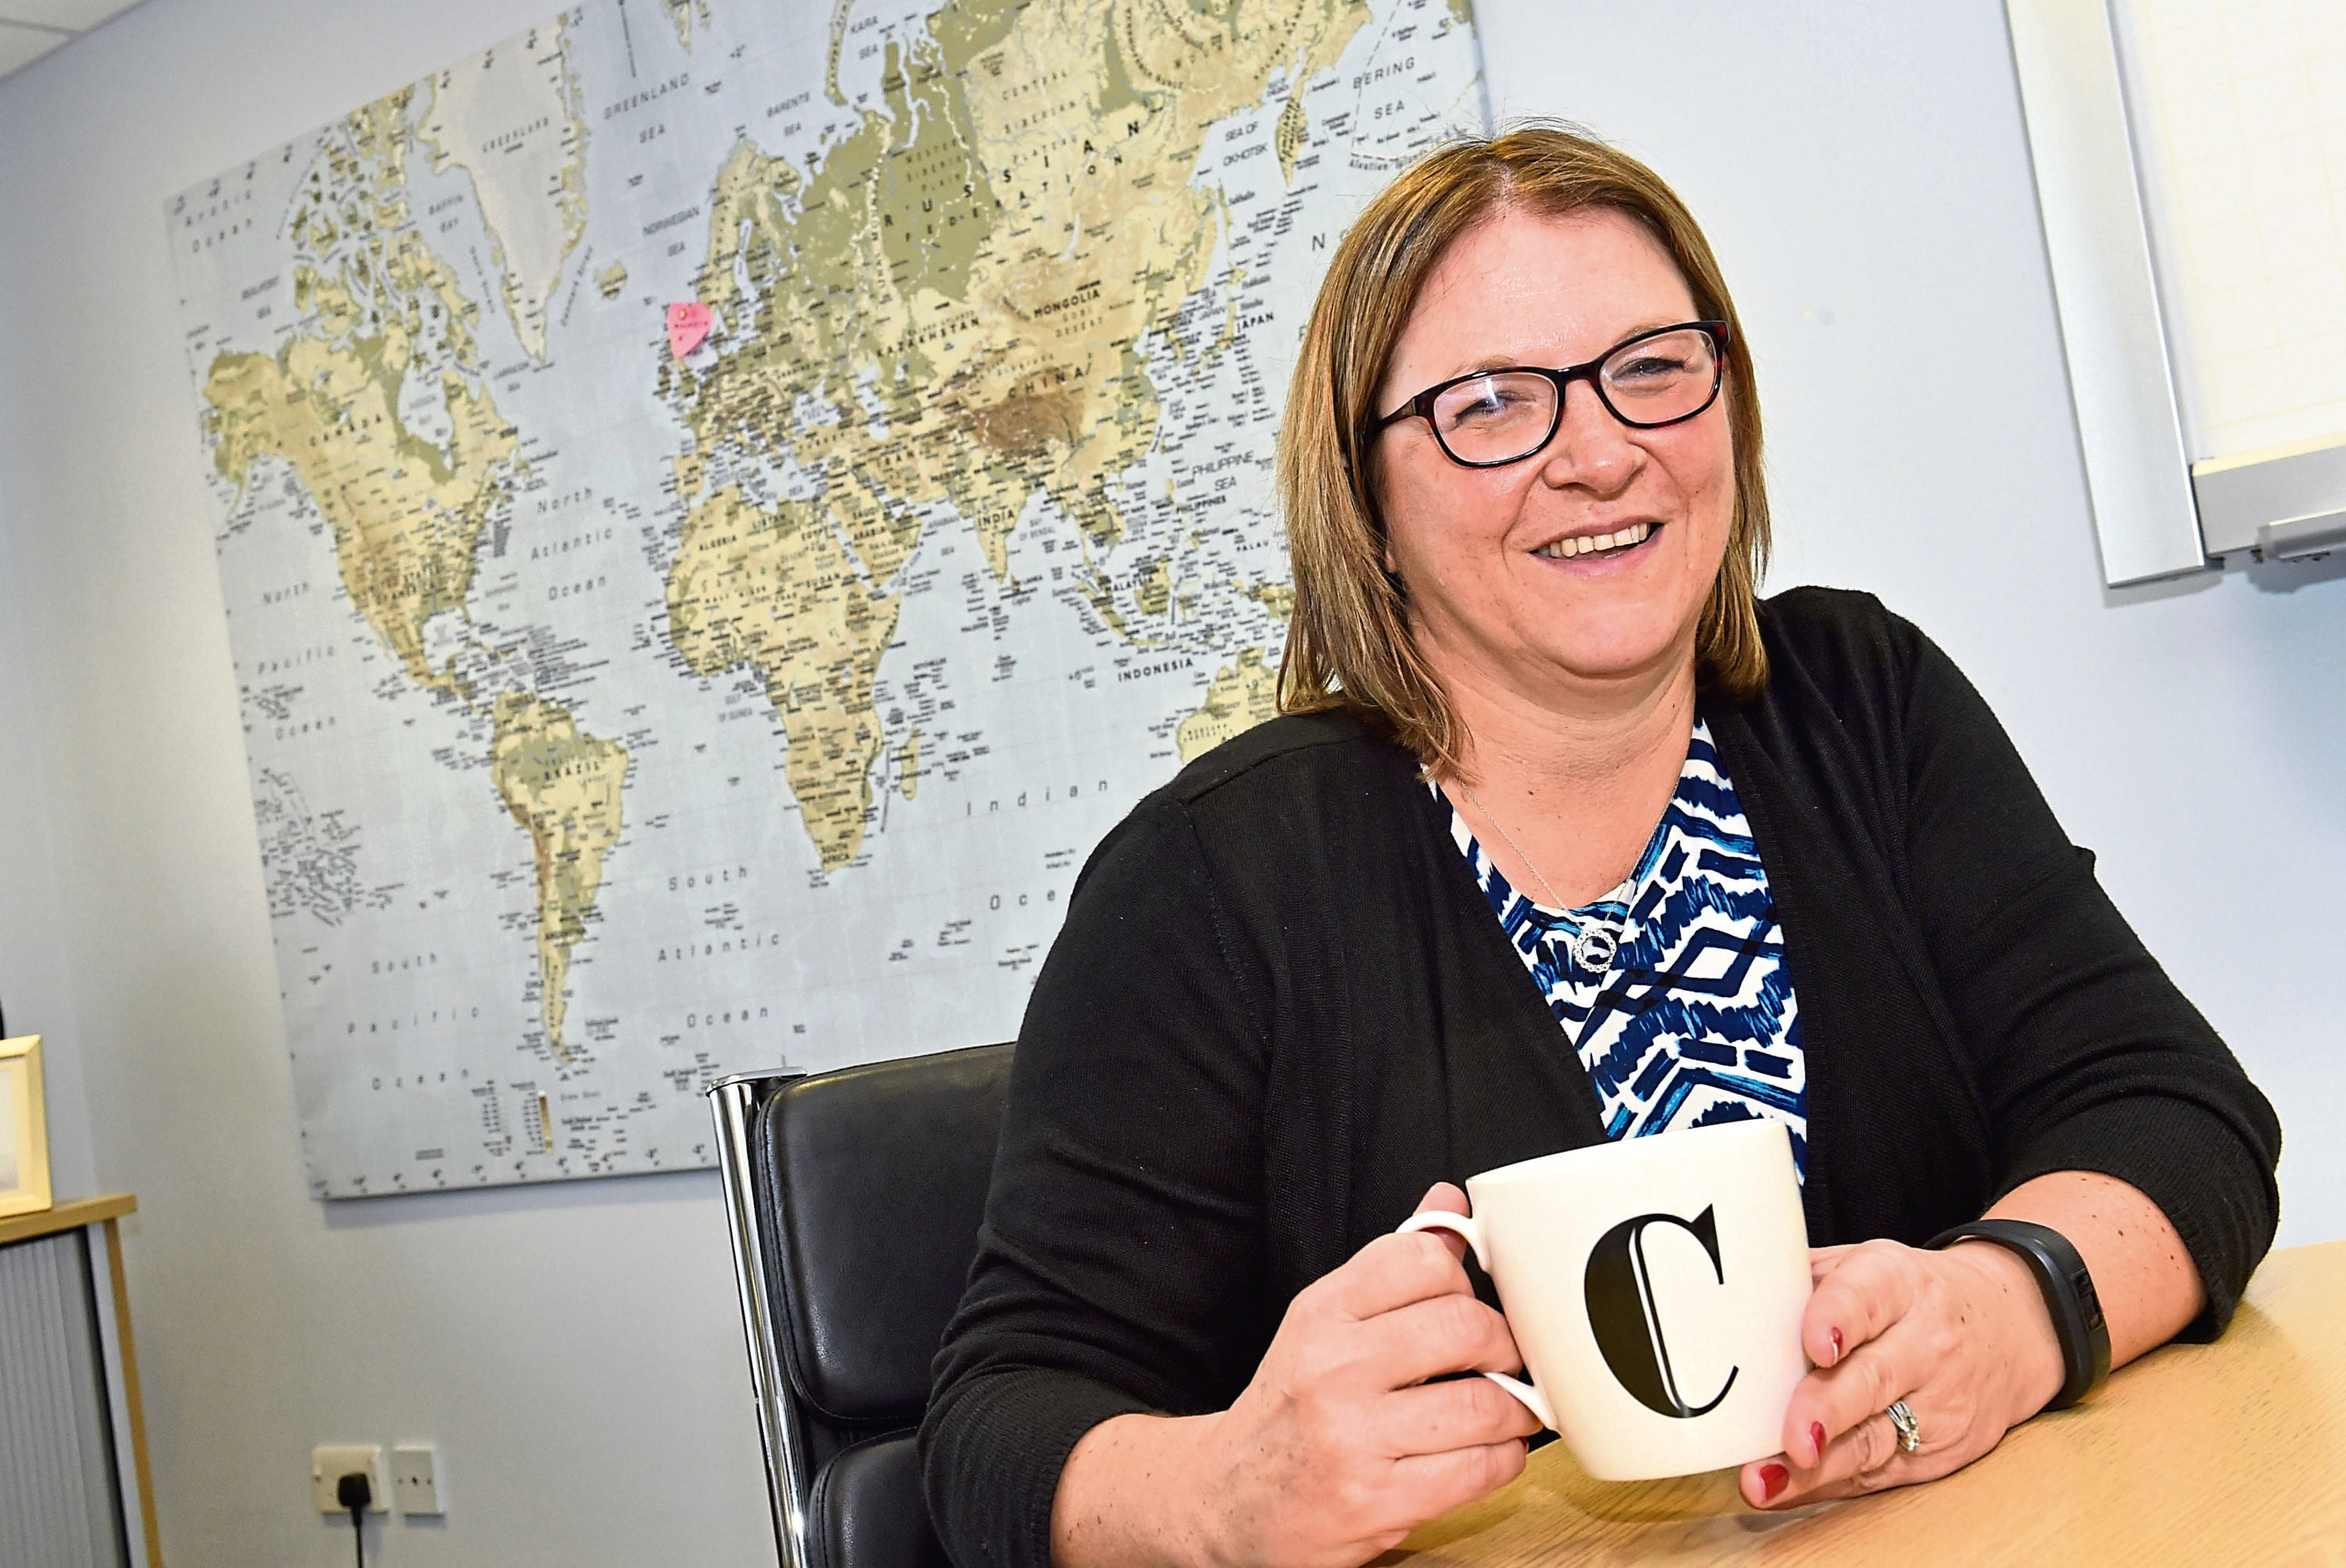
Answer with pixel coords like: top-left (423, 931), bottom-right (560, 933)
top-left (1459, 782), bottom-right (1624, 973)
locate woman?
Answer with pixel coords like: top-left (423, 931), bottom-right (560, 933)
top-left (920, 126), bottom-right (2279, 1568)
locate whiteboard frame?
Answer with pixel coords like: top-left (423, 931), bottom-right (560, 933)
top-left (2003, 0), bottom-right (2208, 587)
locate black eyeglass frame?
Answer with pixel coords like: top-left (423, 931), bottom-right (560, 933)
top-left (1372, 320), bottom-right (1733, 469)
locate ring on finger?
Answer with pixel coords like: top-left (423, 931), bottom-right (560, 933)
top-left (1885, 1399), bottom-right (1921, 1455)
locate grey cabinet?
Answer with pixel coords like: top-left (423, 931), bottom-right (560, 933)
top-left (0, 1197), bottom-right (160, 1568)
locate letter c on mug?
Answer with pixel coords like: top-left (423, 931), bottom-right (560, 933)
top-left (1583, 1206), bottom-right (1738, 1419)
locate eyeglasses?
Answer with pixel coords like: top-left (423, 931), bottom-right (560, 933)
top-left (1373, 321), bottom-right (1731, 468)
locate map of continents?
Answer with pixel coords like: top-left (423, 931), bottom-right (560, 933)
top-left (169, 0), bottom-right (1481, 1197)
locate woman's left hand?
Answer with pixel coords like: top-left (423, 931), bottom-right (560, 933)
top-left (1739, 1237), bottom-right (2066, 1509)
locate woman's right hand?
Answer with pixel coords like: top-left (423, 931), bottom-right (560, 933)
top-left (1050, 1184), bottom-right (1540, 1568)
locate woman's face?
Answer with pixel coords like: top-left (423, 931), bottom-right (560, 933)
top-left (1372, 206), bottom-right (1737, 708)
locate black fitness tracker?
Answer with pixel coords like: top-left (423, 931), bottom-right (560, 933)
top-left (1925, 1218), bottom-right (2111, 1408)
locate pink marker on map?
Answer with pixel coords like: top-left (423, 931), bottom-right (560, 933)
top-left (667, 302), bottom-right (712, 360)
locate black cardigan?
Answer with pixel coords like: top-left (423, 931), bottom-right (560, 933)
top-left (920, 587), bottom-right (2281, 1567)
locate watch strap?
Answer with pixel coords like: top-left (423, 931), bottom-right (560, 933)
top-left (1925, 1218), bottom-right (2111, 1408)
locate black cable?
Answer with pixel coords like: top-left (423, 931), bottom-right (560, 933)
top-left (336, 1473), bottom-right (371, 1568)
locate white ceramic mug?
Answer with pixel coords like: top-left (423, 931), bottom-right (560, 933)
top-left (1397, 1117), bottom-right (1813, 1480)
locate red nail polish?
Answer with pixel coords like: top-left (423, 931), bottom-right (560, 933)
top-left (1828, 1327), bottom-right (1843, 1364)
top-left (1810, 1421), bottom-right (1827, 1462)
top-left (1760, 1462), bottom-right (1789, 1502)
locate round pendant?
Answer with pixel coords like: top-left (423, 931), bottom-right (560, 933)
top-left (1571, 925), bottom-right (1619, 972)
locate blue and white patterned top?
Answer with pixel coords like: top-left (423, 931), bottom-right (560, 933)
top-left (1440, 719), bottom-right (1809, 1177)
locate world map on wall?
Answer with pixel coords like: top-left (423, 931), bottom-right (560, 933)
top-left (167, 0), bottom-right (1482, 1197)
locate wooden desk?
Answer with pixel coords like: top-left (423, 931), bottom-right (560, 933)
top-left (1393, 1240), bottom-right (2346, 1566)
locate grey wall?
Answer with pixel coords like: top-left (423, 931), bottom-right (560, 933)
top-left (0, 1), bottom-right (772, 1563)
top-left (0, 493), bottom-right (95, 1200)
top-left (1480, 1), bottom-right (2342, 1240)
top-left (0, 2), bottom-right (2334, 1566)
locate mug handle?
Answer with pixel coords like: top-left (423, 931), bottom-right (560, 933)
top-left (1394, 1211), bottom-right (1559, 1431)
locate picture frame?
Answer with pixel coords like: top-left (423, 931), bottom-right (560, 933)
top-left (0, 1034), bottom-right (52, 1218)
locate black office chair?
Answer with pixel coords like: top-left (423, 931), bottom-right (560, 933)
top-left (708, 1043), bottom-right (1013, 1568)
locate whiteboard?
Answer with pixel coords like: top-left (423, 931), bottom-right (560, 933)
top-left (2011, 0), bottom-right (2346, 579)
top-left (2118, 0), bottom-right (2346, 465)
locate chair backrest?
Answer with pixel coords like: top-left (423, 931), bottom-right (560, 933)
top-left (708, 1044), bottom-right (1012, 1568)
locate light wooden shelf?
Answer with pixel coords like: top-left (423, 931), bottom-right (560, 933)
top-left (0, 1192), bottom-right (136, 1247)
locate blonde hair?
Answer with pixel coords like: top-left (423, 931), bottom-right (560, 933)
top-left (1275, 124), bottom-right (1770, 777)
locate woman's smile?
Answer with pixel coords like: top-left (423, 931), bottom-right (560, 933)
top-left (1530, 519), bottom-right (1660, 562)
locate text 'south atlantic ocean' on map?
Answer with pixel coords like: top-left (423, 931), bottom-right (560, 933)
top-left (168, 0), bottom-right (1482, 1197)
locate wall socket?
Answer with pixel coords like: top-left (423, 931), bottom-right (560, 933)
top-left (310, 1445), bottom-right (386, 1514)
top-left (389, 1444), bottom-right (442, 1516)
